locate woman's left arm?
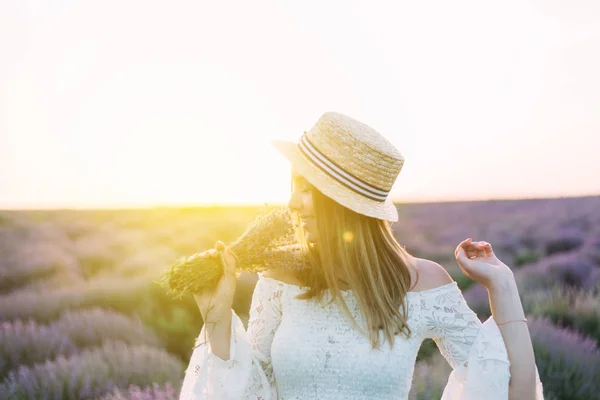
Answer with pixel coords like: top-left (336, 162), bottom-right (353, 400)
top-left (488, 273), bottom-right (537, 400)
top-left (450, 238), bottom-right (543, 400)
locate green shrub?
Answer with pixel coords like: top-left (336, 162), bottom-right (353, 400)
top-left (524, 286), bottom-right (600, 346)
top-left (416, 338), bottom-right (437, 362)
top-left (514, 248), bottom-right (541, 266)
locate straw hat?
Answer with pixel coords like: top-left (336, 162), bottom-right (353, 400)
top-left (270, 112), bottom-right (405, 222)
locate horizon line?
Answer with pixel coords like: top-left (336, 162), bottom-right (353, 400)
top-left (1, 192), bottom-right (598, 212)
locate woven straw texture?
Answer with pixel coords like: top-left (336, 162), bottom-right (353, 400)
top-left (271, 112), bottom-right (404, 222)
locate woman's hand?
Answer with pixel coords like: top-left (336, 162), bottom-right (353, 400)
top-left (454, 238), bottom-right (513, 290)
top-left (192, 240), bottom-right (238, 324)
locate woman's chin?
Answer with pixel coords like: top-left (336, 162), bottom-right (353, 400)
top-left (305, 231), bottom-right (318, 244)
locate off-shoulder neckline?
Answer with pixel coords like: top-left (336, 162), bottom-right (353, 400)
top-left (257, 272), bottom-right (458, 297)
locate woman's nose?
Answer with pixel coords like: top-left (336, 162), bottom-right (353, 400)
top-left (288, 192), bottom-right (301, 212)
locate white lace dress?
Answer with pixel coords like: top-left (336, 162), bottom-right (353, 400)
top-left (178, 272), bottom-right (544, 399)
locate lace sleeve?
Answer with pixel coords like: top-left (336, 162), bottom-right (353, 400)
top-left (178, 273), bottom-right (284, 400)
top-left (419, 282), bottom-right (544, 400)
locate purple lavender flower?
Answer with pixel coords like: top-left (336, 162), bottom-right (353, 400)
top-left (1, 307), bottom-right (163, 377)
top-left (462, 283), bottom-right (491, 316)
top-left (0, 319), bottom-right (76, 377)
top-left (0, 275), bottom-right (153, 323)
top-left (544, 228), bottom-right (585, 256)
top-left (0, 341), bottom-right (184, 399)
top-left (98, 382), bottom-right (179, 400)
top-left (528, 315), bottom-right (600, 399)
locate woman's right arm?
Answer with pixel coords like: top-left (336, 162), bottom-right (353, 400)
top-left (202, 310), bottom-right (232, 361)
top-left (178, 273), bottom-right (285, 400)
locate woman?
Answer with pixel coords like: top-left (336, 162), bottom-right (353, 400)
top-left (179, 112), bottom-right (544, 399)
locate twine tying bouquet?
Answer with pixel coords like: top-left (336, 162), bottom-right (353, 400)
top-left (158, 206), bottom-right (312, 298)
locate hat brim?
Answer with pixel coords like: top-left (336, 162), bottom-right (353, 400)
top-left (270, 139), bottom-right (399, 222)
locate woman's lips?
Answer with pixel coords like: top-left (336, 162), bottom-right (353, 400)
top-left (301, 217), bottom-right (312, 226)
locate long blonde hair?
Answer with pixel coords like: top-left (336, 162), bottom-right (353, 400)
top-left (290, 180), bottom-right (420, 350)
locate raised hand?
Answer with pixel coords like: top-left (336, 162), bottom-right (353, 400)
top-left (192, 240), bottom-right (238, 324)
top-left (454, 238), bottom-right (513, 290)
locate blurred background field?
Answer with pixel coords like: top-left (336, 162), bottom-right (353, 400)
top-left (1, 195), bottom-right (599, 399)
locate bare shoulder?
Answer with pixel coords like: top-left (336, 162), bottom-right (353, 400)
top-left (261, 269), bottom-right (303, 286)
top-left (410, 258), bottom-right (455, 292)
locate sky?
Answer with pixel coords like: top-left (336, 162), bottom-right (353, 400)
top-left (1, 0), bottom-right (599, 209)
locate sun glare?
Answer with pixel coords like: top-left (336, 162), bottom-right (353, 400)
top-left (343, 231), bottom-right (354, 243)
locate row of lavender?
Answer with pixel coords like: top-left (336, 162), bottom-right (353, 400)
top-left (0, 197), bottom-right (599, 399)
top-left (0, 206), bottom-right (266, 399)
top-left (399, 196), bottom-right (600, 399)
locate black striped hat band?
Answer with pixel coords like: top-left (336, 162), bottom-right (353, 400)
top-left (297, 132), bottom-right (389, 202)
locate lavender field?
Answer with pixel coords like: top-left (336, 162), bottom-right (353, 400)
top-left (1, 196), bottom-right (599, 399)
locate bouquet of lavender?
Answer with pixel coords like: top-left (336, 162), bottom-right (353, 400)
top-left (158, 206), bottom-right (311, 298)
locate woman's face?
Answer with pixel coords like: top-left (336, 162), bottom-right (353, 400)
top-left (288, 171), bottom-right (318, 243)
